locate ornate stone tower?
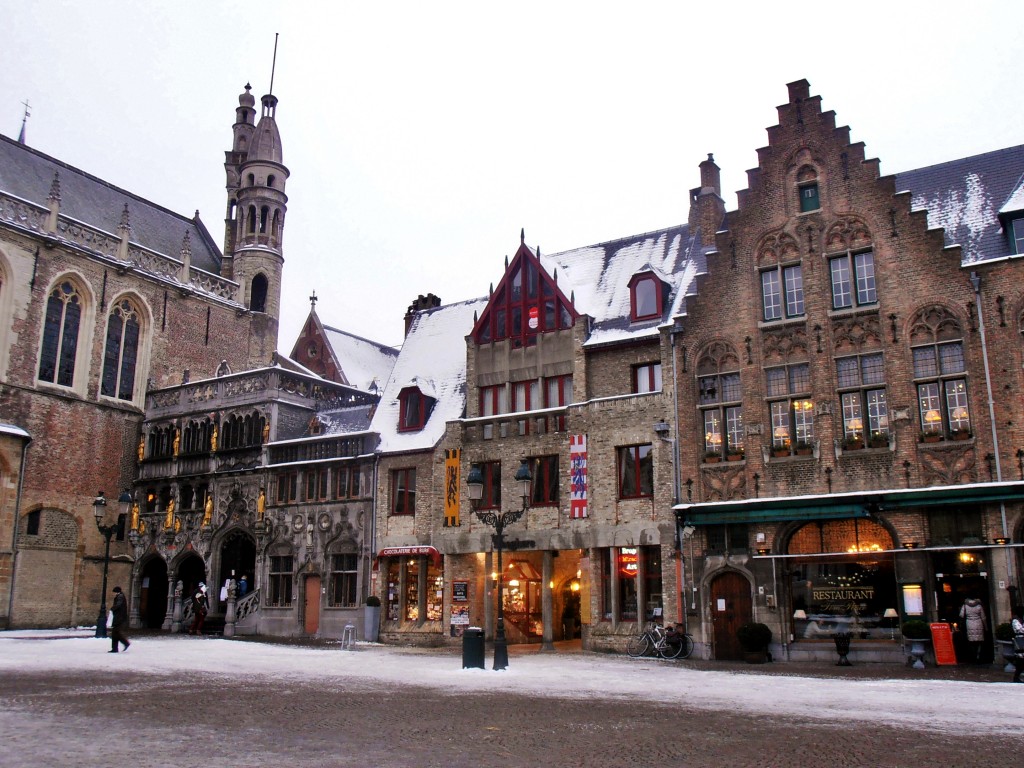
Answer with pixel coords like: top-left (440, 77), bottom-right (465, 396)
top-left (222, 83), bottom-right (289, 367)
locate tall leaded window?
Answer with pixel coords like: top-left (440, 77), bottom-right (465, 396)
top-left (100, 298), bottom-right (141, 400)
top-left (268, 555), bottom-right (293, 607)
top-left (761, 264), bottom-right (804, 321)
top-left (480, 384), bottom-right (508, 440)
top-left (836, 353), bottom-right (888, 444)
top-left (329, 553), bottom-right (358, 607)
top-left (830, 251), bottom-right (877, 309)
top-left (617, 444), bottom-right (653, 499)
top-left (512, 379), bottom-right (539, 435)
top-left (911, 308), bottom-right (970, 439)
top-left (38, 280), bottom-right (83, 387)
top-left (766, 363), bottom-right (813, 451)
top-left (476, 461), bottom-right (501, 510)
top-left (544, 374), bottom-right (572, 432)
top-left (391, 468), bottom-right (416, 515)
top-left (698, 343), bottom-right (743, 457)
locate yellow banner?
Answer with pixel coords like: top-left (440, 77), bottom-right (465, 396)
top-left (444, 448), bottom-right (460, 527)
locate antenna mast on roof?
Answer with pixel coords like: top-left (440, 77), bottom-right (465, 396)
top-left (268, 33), bottom-right (279, 96)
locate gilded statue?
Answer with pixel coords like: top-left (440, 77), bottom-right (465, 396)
top-left (137, 437), bottom-right (145, 463)
top-left (262, 422), bottom-right (270, 443)
top-left (130, 502), bottom-right (140, 532)
top-left (210, 424), bottom-right (218, 452)
top-left (172, 429), bottom-right (180, 457)
top-left (256, 488), bottom-right (266, 521)
top-left (164, 497), bottom-right (175, 530)
top-left (203, 495), bottom-right (213, 527)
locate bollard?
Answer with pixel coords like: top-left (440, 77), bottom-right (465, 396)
top-left (341, 623), bottom-right (356, 651)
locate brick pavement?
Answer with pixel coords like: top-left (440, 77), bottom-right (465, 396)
top-left (0, 635), bottom-right (1021, 768)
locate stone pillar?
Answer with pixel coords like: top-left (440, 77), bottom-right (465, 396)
top-left (171, 580), bottom-right (184, 633)
top-left (223, 579), bottom-right (237, 638)
top-left (483, 550), bottom-right (494, 640)
top-left (162, 576), bottom-right (175, 631)
top-left (541, 550), bottom-right (555, 651)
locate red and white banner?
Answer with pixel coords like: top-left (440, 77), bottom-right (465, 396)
top-left (570, 433), bottom-right (588, 519)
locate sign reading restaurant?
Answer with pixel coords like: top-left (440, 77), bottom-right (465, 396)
top-left (811, 588), bottom-right (874, 601)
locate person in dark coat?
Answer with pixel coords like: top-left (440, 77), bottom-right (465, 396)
top-left (1011, 608), bottom-right (1024, 683)
top-left (189, 582), bottom-right (208, 635)
top-left (959, 597), bottom-right (987, 663)
top-left (109, 586), bottom-right (130, 653)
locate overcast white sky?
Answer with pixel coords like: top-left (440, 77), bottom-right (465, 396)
top-left (3, 629), bottom-right (1023, 735)
top-left (2, 2), bottom-right (1021, 349)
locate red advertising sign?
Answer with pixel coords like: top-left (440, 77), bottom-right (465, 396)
top-left (930, 622), bottom-right (958, 665)
top-left (619, 547), bottom-right (638, 576)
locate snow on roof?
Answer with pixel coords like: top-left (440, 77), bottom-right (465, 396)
top-left (894, 144), bottom-right (1024, 264)
top-left (372, 297), bottom-right (487, 453)
top-left (537, 226), bottom-right (707, 347)
top-left (321, 325), bottom-right (399, 393)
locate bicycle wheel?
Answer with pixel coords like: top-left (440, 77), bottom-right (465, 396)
top-left (659, 636), bottom-right (685, 659)
top-left (677, 633), bottom-right (694, 659)
top-left (626, 633), bottom-right (650, 657)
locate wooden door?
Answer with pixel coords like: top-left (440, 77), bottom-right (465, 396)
top-left (304, 575), bottom-right (321, 635)
top-left (710, 571), bottom-right (752, 660)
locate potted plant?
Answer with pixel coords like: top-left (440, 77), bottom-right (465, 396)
top-left (364, 594), bottom-right (382, 642)
top-left (726, 446), bottom-right (745, 461)
top-left (901, 619), bottom-right (930, 669)
top-left (949, 428), bottom-right (972, 441)
top-left (920, 431), bottom-right (942, 444)
top-left (794, 440), bottom-right (813, 456)
top-left (868, 431), bottom-right (888, 449)
top-left (736, 621), bottom-right (772, 663)
top-left (703, 450), bottom-right (722, 463)
top-left (842, 435), bottom-right (864, 451)
top-left (771, 444), bottom-right (791, 458)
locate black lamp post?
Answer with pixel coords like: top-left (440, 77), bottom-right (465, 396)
top-left (466, 458), bottom-right (531, 670)
top-left (92, 490), bottom-right (131, 638)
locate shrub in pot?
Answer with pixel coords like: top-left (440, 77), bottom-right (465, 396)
top-left (901, 619), bottom-right (929, 639)
top-left (737, 621), bottom-right (772, 662)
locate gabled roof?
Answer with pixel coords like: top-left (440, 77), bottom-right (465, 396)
top-left (320, 324), bottom-right (399, 393)
top-left (0, 133), bottom-right (222, 273)
top-left (894, 144), bottom-right (1024, 264)
top-left (372, 297), bottom-right (488, 453)
top-left (537, 224), bottom-right (708, 347)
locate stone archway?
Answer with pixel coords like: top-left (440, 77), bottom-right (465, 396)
top-left (217, 528), bottom-right (256, 608)
top-left (139, 556), bottom-right (168, 629)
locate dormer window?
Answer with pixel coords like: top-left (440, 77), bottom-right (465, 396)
top-left (1011, 217), bottom-right (1024, 255)
top-left (398, 386), bottom-right (434, 432)
top-left (628, 273), bottom-right (663, 322)
top-left (797, 166), bottom-right (820, 213)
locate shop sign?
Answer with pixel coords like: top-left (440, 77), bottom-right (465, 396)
top-left (528, 306), bottom-right (539, 329)
top-left (619, 547), bottom-right (639, 576)
top-left (452, 581), bottom-right (469, 603)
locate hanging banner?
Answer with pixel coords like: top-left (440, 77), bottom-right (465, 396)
top-left (444, 448), bottom-right (460, 527)
top-left (570, 434), bottom-right (588, 519)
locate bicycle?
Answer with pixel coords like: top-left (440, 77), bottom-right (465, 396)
top-left (626, 622), bottom-right (693, 660)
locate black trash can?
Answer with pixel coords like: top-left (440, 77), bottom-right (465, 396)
top-left (462, 627), bottom-right (485, 669)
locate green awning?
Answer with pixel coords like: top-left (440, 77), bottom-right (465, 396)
top-left (676, 481), bottom-right (1024, 526)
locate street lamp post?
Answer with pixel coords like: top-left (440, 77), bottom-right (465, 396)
top-left (92, 490), bottom-right (132, 638)
top-left (466, 459), bottom-right (531, 671)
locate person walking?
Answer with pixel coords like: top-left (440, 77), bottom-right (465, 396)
top-left (959, 597), bottom-right (987, 663)
top-left (238, 575), bottom-right (248, 597)
top-left (189, 582), bottom-right (209, 635)
top-left (109, 586), bottom-right (130, 653)
top-left (1011, 608), bottom-right (1024, 683)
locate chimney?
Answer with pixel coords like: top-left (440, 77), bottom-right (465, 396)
top-left (688, 153), bottom-right (725, 247)
top-left (404, 293), bottom-right (442, 336)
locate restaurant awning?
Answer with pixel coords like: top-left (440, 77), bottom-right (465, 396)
top-left (674, 480), bottom-right (1024, 526)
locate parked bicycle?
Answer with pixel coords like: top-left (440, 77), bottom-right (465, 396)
top-left (626, 622), bottom-right (693, 660)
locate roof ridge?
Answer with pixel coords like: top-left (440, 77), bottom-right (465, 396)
top-left (893, 143), bottom-right (1024, 177)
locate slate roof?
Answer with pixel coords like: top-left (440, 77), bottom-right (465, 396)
top-left (320, 324), bottom-right (399, 393)
top-left (537, 224), bottom-right (709, 347)
top-left (0, 133), bottom-right (223, 273)
top-left (894, 144), bottom-right (1024, 264)
top-left (371, 297), bottom-right (488, 453)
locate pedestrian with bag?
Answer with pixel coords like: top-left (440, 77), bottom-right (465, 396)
top-left (1011, 608), bottom-right (1024, 683)
top-left (109, 586), bottom-right (130, 653)
top-left (189, 582), bottom-right (209, 635)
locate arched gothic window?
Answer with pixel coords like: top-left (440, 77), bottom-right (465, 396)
top-left (100, 298), bottom-right (142, 400)
top-left (38, 279), bottom-right (83, 387)
top-left (250, 274), bottom-right (268, 313)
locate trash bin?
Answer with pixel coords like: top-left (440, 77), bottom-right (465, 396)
top-left (462, 627), bottom-right (485, 669)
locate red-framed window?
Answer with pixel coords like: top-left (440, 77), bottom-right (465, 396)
top-left (628, 273), bottom-right (664, 322)
top-left (480, 384), bottom-right (508, 440)
top-left (632, 362), bottom-right (662, 394)
top-left (398, 387), bottom-right (433, 432)
top-left (544, 374), bottom-right (573, 432)
top-left (617, 444), bottom-right (653, 499)
top-left (529, 455), bottom-right (559, 506)
top-left (477, 461), bottom-right (501, 510)
top-left (391, 468), bottom-right (417, 516)
top-left (512, 379), bottom-right (539, 435)
top-left (471, 248), bottom-right (577, 347)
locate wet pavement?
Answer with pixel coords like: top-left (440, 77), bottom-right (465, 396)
top-left (1, 633), bottom-right (1021, 768)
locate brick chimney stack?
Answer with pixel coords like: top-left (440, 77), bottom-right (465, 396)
top-left (404, 293), bottom-right (442, 336)
top-left (688, 153), bottom-right (725, 247)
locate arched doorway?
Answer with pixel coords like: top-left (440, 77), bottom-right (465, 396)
top-left (559, 578), bottom-right (581, 640)
top-left (218, 529), bottom-right (256, 605)
top-left (177, 553), bottom-right (206, 604)
top-left (139, 557), bottom-right (168, 629)
top-left (710, 571), bottom-right (752, 660)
